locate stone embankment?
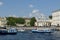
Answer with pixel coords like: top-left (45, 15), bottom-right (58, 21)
top-left (6, 26), bottom-right (60, 31)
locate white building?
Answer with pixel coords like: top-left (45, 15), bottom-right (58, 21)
top-left (51, 9), bottom-right (60, 26)
top-left (30, 9), bottom-right (60, 26)
top-left (35, 19), bottom-right (51, 26)
top-left (35, 15), bottom-right (51, 26)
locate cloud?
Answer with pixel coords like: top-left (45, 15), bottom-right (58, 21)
top-left (0, 2), bottom-right (3, 6)
top-left (29, 9), bottom-right (40, 17)
top-left (29, 4), bottom-right (33, 8)
top-left (29, 9), bottom-right (46, 19)
top-left (32, 9), bottom-right (39, 13)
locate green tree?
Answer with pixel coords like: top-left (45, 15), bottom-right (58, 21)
top-left (15, 18), bottom-right (25, 24)
top-left (49, 15), bottom-right (52, 19)
top-left (6, 17), bottom-right (25, 26)
top-left (7, 20), bottom-right (16, 26)
top-left (30, 17), bottom-right (36, 26)
top-left (6, 17), bottom-right (16, 26)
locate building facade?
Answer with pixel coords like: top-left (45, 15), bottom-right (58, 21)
top-left (35, 20), bottom-right (51, 26)
top-left (35, 9), bottom-right (60, 26)
top-left (51, 10), bottom-right (60, 26)
top-left (0, 17), bottom-right (7, 27)
top-left (35, 15), bottom-right (51, 26)
top-left (24, 18), bottom-right (31, 26)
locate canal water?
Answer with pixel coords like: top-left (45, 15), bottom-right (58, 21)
top-left (0, 31), bottom-right (60, 40)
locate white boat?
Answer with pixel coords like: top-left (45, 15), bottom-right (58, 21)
top-left (18, 29), bottom-right (25, 32)
top-left (20, 29), bottom-right (25, 32)
top-left (32, 28), bottom-right (53, 33)
top-left (8, 28), bottom-right (17, 34)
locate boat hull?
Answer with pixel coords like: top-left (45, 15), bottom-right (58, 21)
top-left (7, 32), bottom-right (17, 34)
top-left (32, 29), bottom-right (53, 33)
top-left (32, 31), bottom-right (52, 33)
top-left (7, 28), bottom-right (17, 34)
top-left (0, 28), bottom-right (17, 35)
top-left (0, 29), bottom-right (8, 35)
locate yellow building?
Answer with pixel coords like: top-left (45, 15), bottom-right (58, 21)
top-left (24, 18), bottom-right (31, 26)
top-left (0, 17), bottom-right (7, 27)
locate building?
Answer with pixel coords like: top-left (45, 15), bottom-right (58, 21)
top-left (35, 9), bottom-right (60, 26)
top-left (34, 14), bottom-right (52, 26)
top-left (24, 18), bottom-right (31, 26)
top-left (51, 9), bottom-right (60, 26)
top-left (35, 19), bottom-right (51, 26)
top-left (0, 17), bottom-right (7, 27)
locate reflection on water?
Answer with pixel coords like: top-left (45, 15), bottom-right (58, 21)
top-left (0, 31), bottom-right (60, 40)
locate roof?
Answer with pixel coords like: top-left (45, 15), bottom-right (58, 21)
top-left (52, 9), bottom-right (60, 13)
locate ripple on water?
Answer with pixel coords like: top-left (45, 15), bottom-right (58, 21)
top-left (0, 31), bottom-right (59, 40)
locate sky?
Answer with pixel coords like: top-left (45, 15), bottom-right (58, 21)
top-left (0, 0), bottom-right (60, 17)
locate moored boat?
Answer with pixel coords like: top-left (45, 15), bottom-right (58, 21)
top-left (0, 27), bottom-right (18, 35)
top-left (0, 29), bottom-right (8, 34)
top-left (0, 27), bottom-right (8, 34)
top-left (8, 28), bottom-right (18, 34)
top-left (32, 28), bottom-right (54, 33)
top-left (18, 29), bottom-right (25, 32)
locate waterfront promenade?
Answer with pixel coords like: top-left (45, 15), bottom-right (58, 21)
top-left (5, 26), bottom-right (60, 31)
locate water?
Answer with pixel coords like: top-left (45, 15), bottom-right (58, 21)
top-left (0, 31), bottom-right (60, 40)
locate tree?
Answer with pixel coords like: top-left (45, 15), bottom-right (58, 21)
top-left (6, 17), bottom-right (16, 26)
top-left (49, 15), bottom-right (52, 19)
top-left (6, 17), bottom-right (25, 26)
top-left (30, 17), bottom-right (36, 26)
top-left (15, 18), bottom-right (25, 24)
top-left (7, 20), bottom-right (16, 26)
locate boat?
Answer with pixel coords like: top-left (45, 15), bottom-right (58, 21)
top-left (18, 29), bottom-right (25, 32)
top-left (20, 29), bottom-right (25, 32)
top-left (8, 28), bottom-right (18, 34)
top-left (32, 28), bottom-right (54, 33)
top-left (0, 27), bottom-right (18, 35)
top-left (0, 27), bottom-right (8, 34)
top-left (0, 29), bottom-right (8, 34)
